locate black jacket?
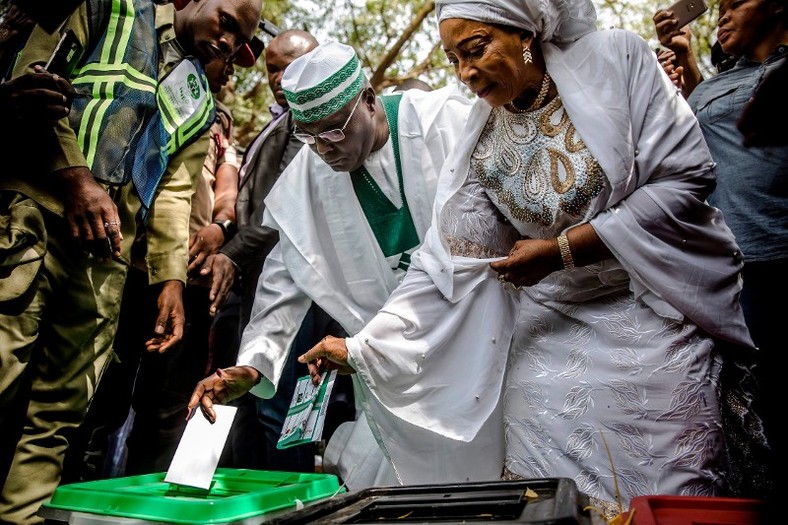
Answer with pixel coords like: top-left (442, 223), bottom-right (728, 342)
top-left (220, 110), bottom-right (304, 328)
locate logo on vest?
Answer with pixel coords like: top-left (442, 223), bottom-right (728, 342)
top-left (187, 74), bottom-right (201, 99)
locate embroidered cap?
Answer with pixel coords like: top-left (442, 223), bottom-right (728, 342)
top-left (281, 40), bottom-right (366, 124)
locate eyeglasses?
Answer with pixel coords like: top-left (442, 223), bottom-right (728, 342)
top-left (294, 94), bottom-right (363, 144)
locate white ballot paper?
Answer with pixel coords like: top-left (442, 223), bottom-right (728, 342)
top-left (164, 404), bottom-right (238, 489)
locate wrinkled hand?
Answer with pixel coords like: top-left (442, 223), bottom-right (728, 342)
top-left (188, 224), bottom-right (224, 275)
top-left (187, 366), bottom-right (260, 423)
top-left (298, 336), bottom-right (356, 385)
top-left (145, 280), bottom-right (185, 353)
top-left (2, 67), bottom-right (75, 124)
top-left (201, 252), bottom-right (236, 316)
top-left (55, 166), bottom-right (123, 259)
top-left (489, 238), bottom-right (558, 289)
top-left (653, 9), bottom-right (693, 55)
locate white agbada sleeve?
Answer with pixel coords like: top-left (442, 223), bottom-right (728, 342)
top-left (345, 251), bottom-right (516, 484)
top-left (548, 30), bottom-right (753, 348)
top-left (238, 87), bottom-right (476, 400)
top-left (237, 241), bottom-right (313, 399)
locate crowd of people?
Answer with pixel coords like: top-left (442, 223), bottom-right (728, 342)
top-left (0, 0), bottom-right (784, 523)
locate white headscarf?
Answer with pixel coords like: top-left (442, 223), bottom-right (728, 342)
top-left (435, 0), bottom-right (597, 45)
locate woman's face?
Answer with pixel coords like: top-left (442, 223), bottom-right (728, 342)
top-left (439, 18), bottom-right (533, 107)
top-left (717, 0), bottom-right (779, 57)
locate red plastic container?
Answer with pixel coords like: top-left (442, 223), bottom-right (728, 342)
top-left (625, 495), bottom-right (766, 525)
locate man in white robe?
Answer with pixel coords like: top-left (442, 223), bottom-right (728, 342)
top-left (188, 41), bottom-right (472, 487)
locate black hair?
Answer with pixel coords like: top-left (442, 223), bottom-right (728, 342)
top-left (711, 41), bottom-right (737, 73)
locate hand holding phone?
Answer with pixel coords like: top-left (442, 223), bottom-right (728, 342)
top-left (654, 2), bottom-right (698, 53)
top-left (665, 0), bottom-right (708, 28)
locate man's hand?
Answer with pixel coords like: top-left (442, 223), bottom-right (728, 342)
top-left (187, 366), bottom-right (260, 423)
top-left (55, 166), bottom-right (123, 259)
top-left (0, 6), bottom-right (34, 46)
top-left (145, 280), bottom-right (185, 353)
top-left (1, 67), bottom-right (75, 123)
top-left (297, 335), bottom-right (355, 385)
top-left (187, 223), bottom-right (224, 275)
top-left (202, 252), bottom-right (236, 316)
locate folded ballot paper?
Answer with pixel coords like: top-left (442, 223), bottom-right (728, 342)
top-left (165, 404), bottom-right (238, 490)
top-left (277, 370), bottom-right (337, 449)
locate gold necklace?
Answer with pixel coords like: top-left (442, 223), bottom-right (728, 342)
top-left (505, 70), bottom-right (552, 113)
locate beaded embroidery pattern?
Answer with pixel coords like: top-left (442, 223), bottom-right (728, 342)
top-left (471, 96), bottom-right (605, 234)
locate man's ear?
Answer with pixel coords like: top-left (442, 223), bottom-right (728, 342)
top-left (361, 86), bottom-right (377, 109)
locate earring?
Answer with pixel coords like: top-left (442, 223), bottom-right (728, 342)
top-left (522, 46), bottom-right (533, 65)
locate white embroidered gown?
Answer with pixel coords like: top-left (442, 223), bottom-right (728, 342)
top-left (452, 98), bottom-right (727, 504)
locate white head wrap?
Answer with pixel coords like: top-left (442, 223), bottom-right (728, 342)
top-left (435, 0), bottom-right (597, 45)
top-left (281, 40), bottom-right (366, 123)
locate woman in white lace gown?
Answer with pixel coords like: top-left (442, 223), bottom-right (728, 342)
top-left (298, 0), bottom-right (767, 510)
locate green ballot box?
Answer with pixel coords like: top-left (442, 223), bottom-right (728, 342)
top-left (39, 469), bottom-right (343, 524)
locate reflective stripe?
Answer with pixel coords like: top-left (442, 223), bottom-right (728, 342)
top-left (73, 63), bottom-right (157, 92)
top-left (78, 98), bottom-right (113, 166)
top-left (75, 0), bottom-right (157, 163)
top-left (166, 95), bottom-right (214, 154)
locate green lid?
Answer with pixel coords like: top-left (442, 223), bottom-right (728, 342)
top-left (42, 469), bottom-right (343, 524)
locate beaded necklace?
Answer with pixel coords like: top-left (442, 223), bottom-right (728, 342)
top-left (505, 70), bottom-right (552, 113)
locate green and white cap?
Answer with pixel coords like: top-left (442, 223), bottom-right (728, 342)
top-left (281, 40), bottom-right (366, 124)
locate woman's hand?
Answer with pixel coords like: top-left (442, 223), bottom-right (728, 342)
top-left (490, 238), bottom-right (561, 289)
top-left (653, 9), bottom-right (693, 56)
top-left (298, 336), bottom-right (356, 385)
top-left (657, 49), bottom-right (685, 91)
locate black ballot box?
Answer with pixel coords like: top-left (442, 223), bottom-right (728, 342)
top-left (264, 478), bottom-right (608, 525)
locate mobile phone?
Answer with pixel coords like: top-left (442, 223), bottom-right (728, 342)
top-left (667, 0), bottom-right (708, 28)
top-left (44, 29), bottom-right (84, 77)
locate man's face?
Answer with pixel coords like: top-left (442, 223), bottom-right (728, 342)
top-left (265, 34), bottom-right (317, 108)
top-left (205, 56), bottom-right (234, 93)
top-left (294, 89), bottom-right (378, 173)
top-left (180, 0), bottom-right (260, 64)
top-left (265, 45), bottom-right (293, 107)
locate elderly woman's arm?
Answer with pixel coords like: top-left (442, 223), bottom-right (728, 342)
top-left (489, 223), bottom-right (612, 288)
